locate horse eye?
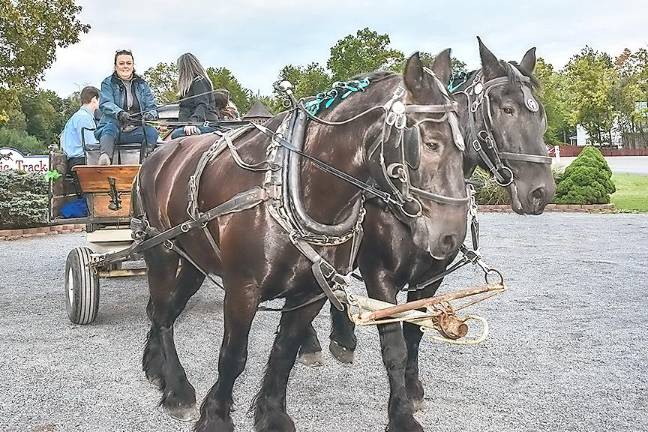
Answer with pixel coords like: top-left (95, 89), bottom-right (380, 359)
top-left (502, 106), bottom-right (515, 115)
top-left (425, 141), bottom-right (439, 151)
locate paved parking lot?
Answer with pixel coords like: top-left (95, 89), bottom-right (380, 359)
top-left (0, 213), bottom-right (647, 432)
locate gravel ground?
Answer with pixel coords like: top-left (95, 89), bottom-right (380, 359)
top-left (0, 213), bottom-right (647, 432)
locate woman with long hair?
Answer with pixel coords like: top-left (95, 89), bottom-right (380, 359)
top-left (171, 53), bottom-right (230, 139)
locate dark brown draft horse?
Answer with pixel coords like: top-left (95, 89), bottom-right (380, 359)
top-left (135, 51), bottom-right (467, 431)
top-left (302, 39), bottom-right (557, 428)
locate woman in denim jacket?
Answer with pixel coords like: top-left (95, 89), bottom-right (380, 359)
top-left (95, 49), bottom-right (159, 165)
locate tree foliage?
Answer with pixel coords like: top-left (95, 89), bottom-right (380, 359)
top-left (17, 89), bottom-right (65, 144)
top-left (0, 0), bottom-right (89, 123)
top-left (143, 62), bottom-right (178, 104)
top-left (0, 127), bottom-right (45, 154)
top-left (276, 62), bottom-right (333, 100)
top-left (612, 48), bottom-right (648, 148)
top-left (534, 58), bottom-right (571, 144)
top-left (0, 0), bottom-right (90, 87)
top-left (327, 28), bottom-right (405, 80)
top-left (555, 146), bottom-right (616, 204)
top-left (206, 67), bottom-right (252, 114)
top-left (563, 47), bottom-right (617, 144)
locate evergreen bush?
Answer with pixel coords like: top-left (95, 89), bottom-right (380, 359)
top-left (0, 170), bottom-right (49, 228)
top-left (554, 146), bottom-right (615, 204)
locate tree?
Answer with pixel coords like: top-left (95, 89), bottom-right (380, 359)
top-left (276, 62), bottom-right (332, 100)
top-left (563, 46), bottom-right (617, 144)
top-left (143, 62), bottom-right (178, 104)
top-left (534, 58), bottom-right (571, 144)
top-left (414, 52), bottom-right (467, 77)
top-left (0, 0), bottom-right (89, 122)
top-left (327, 28), bottom-right (405, 80)
top-left (18, 88), bottom-right (65, 144)
top-left (206, 67), bottom-right (252, 114)
top-left (612, 48), bottom-right (648, 148)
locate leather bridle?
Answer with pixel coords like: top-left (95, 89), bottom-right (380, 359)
top-left (455, 64), bottom-right (552, 187)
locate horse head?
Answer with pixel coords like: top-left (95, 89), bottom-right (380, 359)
top-left (459, 38), bottom-right (556, 215)
top-left (369, 51), bottom-right (468, 260)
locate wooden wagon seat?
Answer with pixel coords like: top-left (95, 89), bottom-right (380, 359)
top-left (72, 165), bottom-right (140, 193)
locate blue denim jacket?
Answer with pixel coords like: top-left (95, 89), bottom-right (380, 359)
top-left (96, 72), bottom-right (157, 136)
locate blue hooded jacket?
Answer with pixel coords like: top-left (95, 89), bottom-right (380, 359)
top-left (96, 72), bottom-right (158, 136)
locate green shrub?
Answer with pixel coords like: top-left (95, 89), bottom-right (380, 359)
top-left (554, 146), bottom-right (616, 204)
top-left (0, 170), bottom-right (48, 228)
top-left (470, 167), bottom-right (511, 205)
top-left (0, 127), bottom-right (47, 155)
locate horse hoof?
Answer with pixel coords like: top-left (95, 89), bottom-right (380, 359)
top-left (164, 404), bottom-right (199, 422)
top-left (297, 351), bottom-right (324, 367)
top-left (329, 340), bottom-right (354, 364)
top-left (386, 414), bottom-right (424, 432)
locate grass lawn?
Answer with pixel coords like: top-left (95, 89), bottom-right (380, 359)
top-left (611, 173), bottom-right (648, 212)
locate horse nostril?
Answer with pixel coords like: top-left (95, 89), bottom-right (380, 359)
top-left (440, 234), bottom-right (458, 254)
top-left (530, 186), bottom-right (545, 202)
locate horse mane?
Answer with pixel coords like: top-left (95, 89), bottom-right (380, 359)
top-left (350, 70), bottom-right (398, 83)
top-left (451, 62), bottom-right (539, 92)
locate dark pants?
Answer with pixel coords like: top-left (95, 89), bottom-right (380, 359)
top-left (66, 156), bottom-right (86, 174)
top-left (170, 125), bottom-right (216, 139)
top-left (95, 123), bottom-right (159, 158)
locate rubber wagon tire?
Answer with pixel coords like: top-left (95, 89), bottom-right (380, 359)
top-left (65, 247), bottom-right (100, 324)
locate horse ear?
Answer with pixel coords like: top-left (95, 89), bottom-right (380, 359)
top-left (520, 47), bottom-right (537, 74)
top-left (430, 48), bottom-right (452, 86)
top-left (477, 36), bottom-right (504, 80)
top-left (403, 52), bottom-right (427, 96)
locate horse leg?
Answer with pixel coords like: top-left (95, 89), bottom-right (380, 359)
top-left (366, 274), bottom-right (423, 432)
top-left (297, 322), bottom-right (323, 367)
top-left (404, 279), bottom-right (443, 412)
top-left (143, 249), bottom-right (205, 421)
top-left (254, 298), bottom-right (326, 432)
top-left (194, 280), bottom-right (259, 432)
top-left (329, 303), bottom-right (357, 364)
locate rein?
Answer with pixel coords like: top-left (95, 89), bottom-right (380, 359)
top-left (294, 72), bottom-right (469, 216)
top-left (455, 65), bottom-right (552, 187)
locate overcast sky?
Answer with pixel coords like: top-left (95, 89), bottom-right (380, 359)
top-left (41, 0), bottom-right (648, 98)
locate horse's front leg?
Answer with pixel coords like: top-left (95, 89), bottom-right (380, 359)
top-left (366, 273), bottom-right (423, 432)
top-left (195, 279), bottom-right (260, 432)
top-left (143, 249), bottom-right (205, 422)
top-left (254, 296), bottom-right (327, 432)
top-left (403, 279), bottom-right (443, 412)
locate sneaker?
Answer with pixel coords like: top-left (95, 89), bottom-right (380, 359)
top-left (98, 153), bottom-right (111, 166)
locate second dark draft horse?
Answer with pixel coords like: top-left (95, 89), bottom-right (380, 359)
top-left (134, 51), bottom-right (468, 431)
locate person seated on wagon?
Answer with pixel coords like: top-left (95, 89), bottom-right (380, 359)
top-left (60, 86), bottom-right (100, 173)
top-left (95, 49), bottom-right (159, 165)
top-left (170, 53), bottom-right (231, 139)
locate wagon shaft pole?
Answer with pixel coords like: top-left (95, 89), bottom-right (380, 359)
top-left (361, 283), bottom-right (505, 322)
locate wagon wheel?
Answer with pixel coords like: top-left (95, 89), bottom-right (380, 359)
top-left (65, 247), bottom-right (100, 324)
